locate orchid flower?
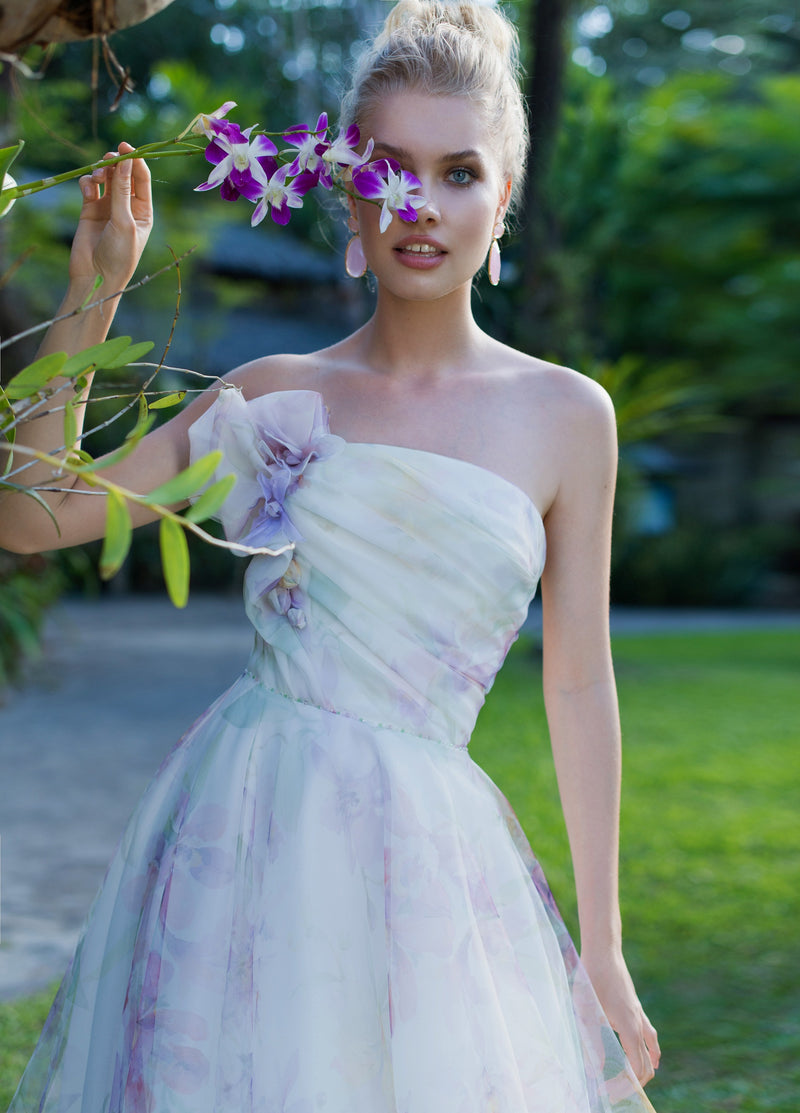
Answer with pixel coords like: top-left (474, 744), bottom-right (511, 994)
top-left (282, 112), bottom-right (329, 182)
top-left (251, 164), bottom-right (316, 227)
top-left (352, 159), bottom-right (426, 233)
top-left (319, 127), bottom-right (374, 188)
top-left (195, 119), bottom-right (278, 202)
top-left (192, 101), bottom-right (238, 139)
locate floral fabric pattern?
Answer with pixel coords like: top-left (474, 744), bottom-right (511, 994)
top-left (10, 389), bottom-right (656, 1113)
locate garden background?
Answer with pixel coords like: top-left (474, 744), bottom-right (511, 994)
top-left (0, 1), bottom-right (798, 1110)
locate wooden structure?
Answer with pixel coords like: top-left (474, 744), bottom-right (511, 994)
top-left (0, 0), bottom-right (176, 52)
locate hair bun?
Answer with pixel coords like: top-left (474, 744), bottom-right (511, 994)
top-left (341, 0), bottom-right (528, 210)
top-left (378, 0), bottom-right (518, 66)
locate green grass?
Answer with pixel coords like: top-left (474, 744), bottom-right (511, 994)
top-left (2, 631), bottom-right (798, 1111)
top-left (471, 629), bottom-right (800, 1113)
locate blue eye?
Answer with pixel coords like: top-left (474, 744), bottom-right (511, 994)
top-left (448, 167), bottom-right (475, 186)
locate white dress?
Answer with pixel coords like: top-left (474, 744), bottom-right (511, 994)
top-left (9, 387), bottom-right (656, 1113)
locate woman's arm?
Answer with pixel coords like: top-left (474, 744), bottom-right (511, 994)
top-left (539, 377), bottom-right (660, 1085)
top-left (0, 144), bottom-right (207, 554)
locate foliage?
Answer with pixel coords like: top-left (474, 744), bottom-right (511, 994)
top-left (0, 552), bottom-right (63, 687)
top-left (516, 63), bottom-right (800, 417)
top-left (0, 332), bottom-right (283, 608)
top-left (472, 628), bottom-right (800, 1112)
top-left (574, 0), bottom-right (800, 90)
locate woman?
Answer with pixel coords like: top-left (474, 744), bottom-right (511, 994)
top-left (3, 2), bottom-right (660, 1109)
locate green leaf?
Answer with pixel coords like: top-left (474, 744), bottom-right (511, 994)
top-left (80, 275), bottom-right (104, 308)
top-left (143, 451), bottom-right (222, 507)
top-left (60, 337), bottom-right (132, 378)
top-left (183, 474), bottom-right (236, 524)
top-left (160, 517), bottom-right (190, 608)
top-left (99, 490), bottom-right (132, 579)
top-left (104, 340), bottom-right (154, 369)
top-left (73, 403), bottom-right (155, 474)
top-left (148, 391), bottom-right (186, 411)
top-left (63, 396), bottom-right (79, 452)
top-left (0, 141), bottom-right (24, 183)
top-left (4, 352), bottom-right (68, 400)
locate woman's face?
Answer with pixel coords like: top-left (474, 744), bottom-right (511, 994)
top-left (354, 90), bottom-right (510, 301)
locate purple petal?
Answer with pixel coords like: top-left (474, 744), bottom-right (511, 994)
top-left (256, 155), bottom-right (278, 178)
top-left (271, 203), bottom-right (291, 226)
top-left (397, 203), bottom-right (420, 224)
top-left (400, 169), bottom-right (423, 191)
top-left (207, 158), bottom-right (233, 187)
top-left (251, 133), bottom-right (278, 158)
top-left (251, 199), bottom-right (269, 227)
top-left (231, 173), bottom-right (264, 202)
top-left (204, 140), bottom-right (227, 167)
top-left (292, 170), bottom-right (319, 196)
top-left (220, 178), bottom-right (240, 202)
top-left (352, 168), bottom-right (384, 199)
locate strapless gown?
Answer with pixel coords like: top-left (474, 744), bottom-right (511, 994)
top-left (8, 388), bottom-right (655, 1113)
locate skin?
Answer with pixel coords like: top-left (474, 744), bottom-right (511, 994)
top-left (0, 91), bottom-right (660, 1086)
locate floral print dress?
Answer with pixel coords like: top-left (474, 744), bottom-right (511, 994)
top-left (9, 388), bottom-right (656, 1113)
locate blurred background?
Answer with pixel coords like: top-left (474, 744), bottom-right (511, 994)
top-left (1, 0), bottom-right (799, 631)
top-left (0, 5), bottom-right (799, 1111)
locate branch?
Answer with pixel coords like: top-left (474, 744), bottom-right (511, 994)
top-left (0, 247), bottom-right (197, 351)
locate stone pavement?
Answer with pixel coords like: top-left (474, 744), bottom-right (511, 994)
top-left (0, 594), bottom-right (797, 1001)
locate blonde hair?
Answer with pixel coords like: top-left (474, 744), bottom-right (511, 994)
top-left (341, 0), bottom-right (528, 210)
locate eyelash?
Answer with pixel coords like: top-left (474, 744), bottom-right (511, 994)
top-left (448, 167), bottom-right (477, 186)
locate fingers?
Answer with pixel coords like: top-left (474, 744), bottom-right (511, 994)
top-left (644, 1015), bottom-right (661, 1071)
top-left (78, 143), bottom-right (148, 217)
top-left (622, 1015), bottom-right (660, 1086)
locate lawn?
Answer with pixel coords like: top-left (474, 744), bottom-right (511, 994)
top-left (2, 630), bottom-right (798, 1111)
top-left (472, 628), bottom-right (800, 1113)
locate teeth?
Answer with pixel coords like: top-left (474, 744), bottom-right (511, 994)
top-left (402, 243), bottom-right (439, 255)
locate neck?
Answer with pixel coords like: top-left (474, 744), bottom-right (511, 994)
top-left (357, 282), bottom-right (485, 382)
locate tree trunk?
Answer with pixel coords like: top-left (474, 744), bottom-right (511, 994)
top-left (513, 0), bottom-right (576, 358)
top-left (0, 0), bottom-right (177, 52)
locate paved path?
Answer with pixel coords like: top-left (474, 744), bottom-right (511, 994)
top-left (0, 595), bottom-right (797, 1001)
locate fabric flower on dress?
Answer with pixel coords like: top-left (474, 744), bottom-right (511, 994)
top-left (352, 159), bottom-right (426, 233)
top-left (233, 392), bottom-right (344, 625)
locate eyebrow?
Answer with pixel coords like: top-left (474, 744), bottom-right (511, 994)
top-left (373, 142), bottom-right (484, 163)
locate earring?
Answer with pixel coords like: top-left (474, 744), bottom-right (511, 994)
top-left (488, 220), bottom-right (505, 286)
top-left (345, 216), bottom-right (367, 278)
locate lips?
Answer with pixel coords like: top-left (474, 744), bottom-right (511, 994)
top-left (393, 236), bottom-right (446, 257)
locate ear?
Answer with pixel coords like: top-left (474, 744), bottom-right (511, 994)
top-left (496, 177), bottom-right (512, 225)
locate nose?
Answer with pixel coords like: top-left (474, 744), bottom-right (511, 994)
top-left (416, 189), bottom-right (441, 224)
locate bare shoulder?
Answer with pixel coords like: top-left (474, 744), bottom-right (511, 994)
top-left (225, 351), bottom-right (328, 399)
top-left (496, 346), bottom-right (615, 439)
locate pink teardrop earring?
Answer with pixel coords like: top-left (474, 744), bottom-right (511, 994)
top-left (345, 215), bottom-right (367, 279)
top-left (488, 220), bottom-right (505, 287)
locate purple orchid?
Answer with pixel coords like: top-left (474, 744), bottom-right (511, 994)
top-left (352, 159), bottom-right (426, 233)
top-left (282, 112), bottom-right (329, 183)
top-left (318, 126), bottom-right (374, 189)
top-left (251, 164), bottom-right (316, 227)
top-left (192, 101), bottom-right (238, 138)
top-left (195, 119), bottom-right (278, 202)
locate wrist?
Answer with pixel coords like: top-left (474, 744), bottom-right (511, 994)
top-left (578, 915), bottom-right (623, 960)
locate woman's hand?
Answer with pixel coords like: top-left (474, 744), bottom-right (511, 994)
top-left (71, 141), bottom-right (153, 295)
top-left (581, 945), bottom-right (661, 1086)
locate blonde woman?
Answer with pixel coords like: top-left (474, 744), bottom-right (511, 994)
top-left (4, 3), bottom-right (660, 1109)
